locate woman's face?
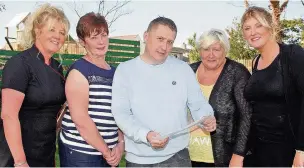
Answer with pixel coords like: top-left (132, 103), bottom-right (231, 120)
top-left (200, 42), bottom-right (226, 71)
top-left (35, 19), bottom-right (66, 55)
top-left (82, 30), bottom-right (109, 57)
top-left (242, 17), bottom-right (272, 50)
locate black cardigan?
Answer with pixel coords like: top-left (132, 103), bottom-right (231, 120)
top-left (279, 43), bottom-right (304, 151)
top-left (190, 58), bottom-right (252, 166)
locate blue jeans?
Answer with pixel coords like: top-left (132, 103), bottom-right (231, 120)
top-left (59, 139), bottom-right (111, 167)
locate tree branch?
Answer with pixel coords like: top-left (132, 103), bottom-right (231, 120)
top-left (104, 0), bottom-right (120, 17)
top-left (108, 10), bottom-right (132, 28)
top-left (68, 0), bottom-right (132, 29)
top-left (98, 0), bottom-right (105, 14)
top-left (301, 0), bottom-right (304, 6)
top-left (0, 2), bottom-right (5, 12)
top-left (73, 1), bottom-right (81, 18)
top-left (226, 1), bottom-right (246, 8)
top-left (104, 0), bottom-right (130, 18)
top-left (102, 0), bottom-right (105, 15)
top-left (280, 0), bottom-right (289, 13)
top-left (108, 7), bottom-right (119, 27)
top-left (245, 0), bottom-right (249, 8)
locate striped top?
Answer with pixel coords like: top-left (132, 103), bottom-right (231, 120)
top-left (60, 58), bottom-right (118, 155)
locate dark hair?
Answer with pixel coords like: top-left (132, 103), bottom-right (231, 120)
top-left (76, 12), bottom-right (109, 41)
top-left (147, 16), bottom-right (177, 33)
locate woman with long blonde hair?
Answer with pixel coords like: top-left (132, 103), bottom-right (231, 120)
top-left (242, 6), bottom-right (304, 167)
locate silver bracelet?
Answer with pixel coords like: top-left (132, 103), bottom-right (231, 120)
top-left (14, 161), bottom-right (27, 167)
top-left (296, 150), bottom-right (304, 154)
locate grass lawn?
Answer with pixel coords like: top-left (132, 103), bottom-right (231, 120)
top-left (55, 145), bottom-right (126, 167)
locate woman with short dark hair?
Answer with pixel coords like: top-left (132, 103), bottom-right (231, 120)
top-left (58, 12), bottom-right (124, 167)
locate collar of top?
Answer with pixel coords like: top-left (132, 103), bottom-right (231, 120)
top-left (28, 44), bottom-right (52, 64)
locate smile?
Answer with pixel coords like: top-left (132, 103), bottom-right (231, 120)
top-left (51, 41), bottom-right (59, 45)
top-left (251, 37), bottom-right (261, 41)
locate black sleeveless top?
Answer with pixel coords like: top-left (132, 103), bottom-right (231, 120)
top-left (244, 54), bottom-right (289, 142)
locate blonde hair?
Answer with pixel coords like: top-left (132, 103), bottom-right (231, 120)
top-left (197, 28), bottom-right (230, 55)
top-left (21, 3), bottom-right (70, 49)
top-left (241, 6), bottom-right (276, 39)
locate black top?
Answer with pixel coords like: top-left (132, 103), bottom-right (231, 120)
top-left (190, 58), bottom-right (252, 166)
top-left (1, 45), bottom-right (65, 166)
top-left (244, 43), bottom-right (304, 151)
top-left (244, 53), bottom-right (288, 142)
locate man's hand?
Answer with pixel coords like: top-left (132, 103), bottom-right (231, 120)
top-left (229, 154), bottom-right (244, 167)
top-left (293, 151), bottom-right (304, 167)
top-left (146, 131), bottom-right (169, 149)
top-left (202, 116), bottom-right (216, 132)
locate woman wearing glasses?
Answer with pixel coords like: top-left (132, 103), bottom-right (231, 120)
top-left (189, 29), bottom-right (252, 167)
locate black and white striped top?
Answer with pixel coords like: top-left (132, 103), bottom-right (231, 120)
top-left (60, 58), bottom-right (118, 155)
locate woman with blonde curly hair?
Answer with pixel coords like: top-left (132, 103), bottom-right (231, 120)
top-left (0, 3), bottom-right (69, 167)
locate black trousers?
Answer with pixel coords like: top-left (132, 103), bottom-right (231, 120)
top-left (191, 161), bottom-right (215, 167)
top-left (250, 138), bottom-right (295, 167)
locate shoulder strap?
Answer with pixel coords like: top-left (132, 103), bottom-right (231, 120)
top-left (252, 55), bottom-right (260, 72)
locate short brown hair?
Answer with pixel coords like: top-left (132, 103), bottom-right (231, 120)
top-left (147, 16), bottom-right (177, 33)
top-left (76, 12), bottom-right (109, 41)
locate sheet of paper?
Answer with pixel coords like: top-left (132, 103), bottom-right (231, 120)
top-left (158, 117), bottom-right (206, 139)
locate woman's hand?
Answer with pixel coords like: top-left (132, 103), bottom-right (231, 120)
top-left (229, 154), bottom-right (244, 167)
top-left (14, 161), bottom-right (29, 168)
top-left (106, 143), bottom-right (124, 167)
top-left (293, 151), bottom-right (304, 167)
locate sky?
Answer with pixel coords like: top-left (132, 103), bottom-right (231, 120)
top-left (0, 0), bottom-right (303, 48)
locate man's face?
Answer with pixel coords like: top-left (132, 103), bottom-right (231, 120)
top-left (144, 24), bottom-right (176, 63)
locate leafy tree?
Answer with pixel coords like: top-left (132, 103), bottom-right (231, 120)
top-left (226, 18), bottom-right (258, 59)
top-left (186, 33), bottom-right (200, 63)
top-left (281, 18), bottom-right (304, 47)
